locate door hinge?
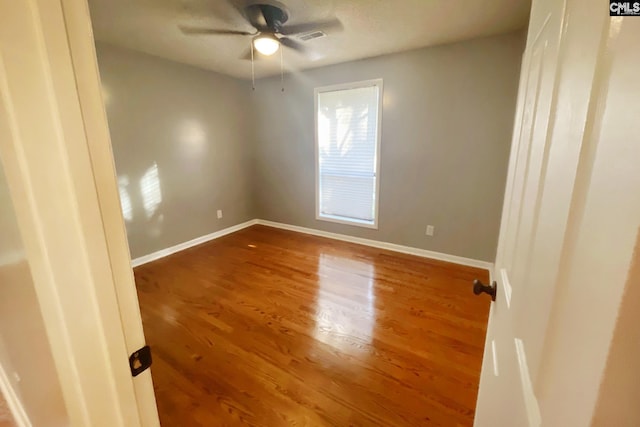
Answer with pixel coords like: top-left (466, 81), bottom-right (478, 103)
top-left (129, 345), bottom-right (152, 377)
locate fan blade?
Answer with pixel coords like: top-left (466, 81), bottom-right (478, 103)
top-left (179, 26), bottom-right (254, 36)
top-left (280, 37), bottom-right (307, 55)
top-left (279, 18), bottom-right (343, 36)
top-left (244, 4), bottom-right (269, 30)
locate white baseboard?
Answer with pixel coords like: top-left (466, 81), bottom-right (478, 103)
top-left (0, 363), bottom-right (31, 427)
top-left (131, 219), bottom-right (258, 267)
top-left (131, 218), bottom-right (493, 272)
top-left (256, 219), bottom-right (493, 271)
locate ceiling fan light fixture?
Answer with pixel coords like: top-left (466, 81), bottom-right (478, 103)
top-left (253, 34), bottom-right (280, 56)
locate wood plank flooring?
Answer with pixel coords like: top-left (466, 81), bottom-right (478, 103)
top-left (0, 393), bottom-right (16, 427)
top-left (134, 225), bottom-right (491, 426)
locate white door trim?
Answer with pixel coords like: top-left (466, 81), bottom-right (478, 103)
top-left (59, 0), bottom-right (160, 423)
top-left (0, 0), bottom-right (153, 425)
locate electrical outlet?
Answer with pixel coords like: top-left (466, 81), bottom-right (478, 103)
top-left (217, 210), bottom-right (223, 219)
top-left (426, 225), bottom-right (435, 236)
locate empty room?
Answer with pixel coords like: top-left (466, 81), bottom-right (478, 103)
top-left (1, 0), bottom-right (640, 426)
top-left (92, 0), bottom-right (524, 424)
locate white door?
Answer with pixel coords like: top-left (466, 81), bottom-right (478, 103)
top-left (0, 0), bottom-right (159, 425)
top-left (474, 2), bottom-right (565, 420)
top-left (474, 0), bottom-right (629, 425)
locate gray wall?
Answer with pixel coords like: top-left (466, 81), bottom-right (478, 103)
top-left (98, 32), bottom-right (523, 263)
top-left (97, 43), bottom-right (254, 258)
top-left (252, 32), bottom-right (524, 262)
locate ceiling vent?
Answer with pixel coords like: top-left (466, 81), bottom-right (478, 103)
top-left (298, 30), bottom-right (327, 42)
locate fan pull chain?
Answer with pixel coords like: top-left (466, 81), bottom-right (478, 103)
top-left (280, 46), bottom-right (284, 92)
top-left (251, 41), bottom-right (255, 91)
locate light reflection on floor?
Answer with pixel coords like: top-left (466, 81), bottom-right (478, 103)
top-left (313, 252), bottom-right (376, 353)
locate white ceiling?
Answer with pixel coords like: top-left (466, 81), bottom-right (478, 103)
top-left (89, 0), bottom-right (531, 80)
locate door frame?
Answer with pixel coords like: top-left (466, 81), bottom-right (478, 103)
top-left (0, 0), bottom-right (159, 425)
top-left (60, 0), bottom-right (160, 423)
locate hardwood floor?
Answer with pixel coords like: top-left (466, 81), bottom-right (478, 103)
top-left (0, 392), bottom-right (16, 427)
top-left (135, 225), bottom-right (491, 426)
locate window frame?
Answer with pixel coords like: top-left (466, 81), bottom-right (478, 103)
top-left (314, 78), bottom-right (383, 229)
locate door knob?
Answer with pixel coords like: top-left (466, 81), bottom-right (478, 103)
top-left (473, 279), bottom-right (497, 301)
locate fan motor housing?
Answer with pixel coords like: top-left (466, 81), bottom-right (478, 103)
top-left (243, 2), bottom-right (290, 30)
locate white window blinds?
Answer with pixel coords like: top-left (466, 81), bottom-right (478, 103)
top-left (316, 81), bottom-right (382, 227)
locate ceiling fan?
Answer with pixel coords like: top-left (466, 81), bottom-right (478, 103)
top-left (179, 1), bottom-right (342, 59)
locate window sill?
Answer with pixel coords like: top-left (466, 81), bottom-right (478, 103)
top-left (316, 214), bottom-right (378, 230)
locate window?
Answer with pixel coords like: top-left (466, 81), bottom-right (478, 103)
top-left (315, 79), bottom-right (383, 228)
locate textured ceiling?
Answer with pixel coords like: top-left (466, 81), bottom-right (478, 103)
top-left (89, 0), bottom-right (531, 80)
